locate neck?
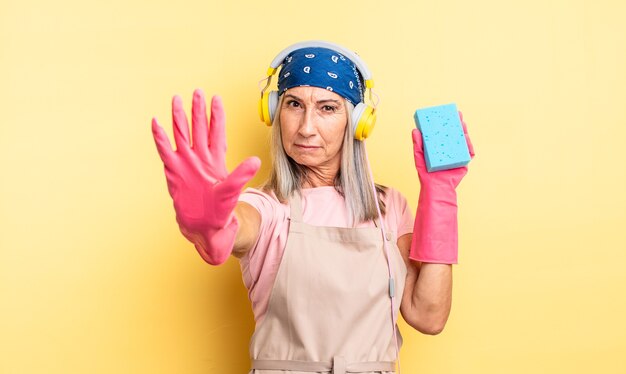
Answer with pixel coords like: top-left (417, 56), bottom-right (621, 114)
top-left (301, 166), bottom-right (338, 188)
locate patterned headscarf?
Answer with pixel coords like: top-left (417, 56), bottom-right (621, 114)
top-left (277, 47), bottom-right (365, 105)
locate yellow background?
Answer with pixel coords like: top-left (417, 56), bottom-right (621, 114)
top-left (1, 0), bottom-right (625, 372)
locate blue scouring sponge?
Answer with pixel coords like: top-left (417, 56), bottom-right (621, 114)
top-left (413, 103), bottom-right (471, 172)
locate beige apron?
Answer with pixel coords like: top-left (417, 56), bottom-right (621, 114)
top-left (249, 193), bottom-right (407, 374)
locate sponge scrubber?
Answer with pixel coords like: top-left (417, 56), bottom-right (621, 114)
top-left (413, 103), bottom-right (471, 172)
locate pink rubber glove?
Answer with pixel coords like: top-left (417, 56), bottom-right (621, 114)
top-left (410, 111), bottom-right (475, 264)
top-left (152, 89), bottom-right (261, 265)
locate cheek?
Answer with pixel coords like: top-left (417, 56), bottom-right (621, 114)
top-left (329, 134), bottom-right (345, 156)
top-left (323, 120), bottom-right (348, 149)
top-left (279, 113), bottom-right (297, 143)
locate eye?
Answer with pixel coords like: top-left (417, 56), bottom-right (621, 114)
top-left (322, 105), bottom-right (337, 112)
top-left (286, 100), bottom-right (301, 108)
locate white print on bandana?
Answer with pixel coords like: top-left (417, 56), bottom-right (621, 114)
top-left (303, 66), bottom-right (311, 73)
top-left (305, 54), bottom-right (315, 58)
top-left (331, 55), bottom-right (339, 63)
top-left (327, 72), bottom-right (338, 79)
top-left (326, 86), bottom-right (333, 91)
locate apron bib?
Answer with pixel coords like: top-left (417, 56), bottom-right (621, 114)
top-left (249, 193), bottom-right (407, 374)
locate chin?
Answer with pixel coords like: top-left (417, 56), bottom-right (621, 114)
top-left (290, 155), bottom-right (323, 168)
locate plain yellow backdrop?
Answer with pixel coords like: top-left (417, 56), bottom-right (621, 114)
top-left (1, 0), bottom-right (625, 372)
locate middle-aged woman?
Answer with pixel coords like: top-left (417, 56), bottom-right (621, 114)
top-left (152, 40), bottom-right (475, 373)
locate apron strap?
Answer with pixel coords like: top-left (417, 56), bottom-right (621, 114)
top-left (289, 192), bottom-right (304, 222)
top-left (251, 357), bottom-right (396, 373)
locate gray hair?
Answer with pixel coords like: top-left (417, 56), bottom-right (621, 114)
top-left (263, 94), bottom-right (386, 223)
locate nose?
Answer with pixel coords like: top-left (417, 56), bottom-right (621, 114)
top-left (297, 107), bottom-right (316, 138)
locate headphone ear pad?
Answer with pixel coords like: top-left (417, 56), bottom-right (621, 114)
top-left (352, 102), bottom-right (376, 140)
top-left (259, 90), bottom-right (279, 126)
top-left (268, 91), bottom-right (279, 125)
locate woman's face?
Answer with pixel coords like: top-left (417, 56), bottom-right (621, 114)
top-left (279, 86), bottom-right (348, 171)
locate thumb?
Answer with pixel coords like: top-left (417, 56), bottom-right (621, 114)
top-left (215, 156), bottom-right (262, 200)
top-left (412, 128), bottom-right (424, 155)
top-left (411, 128), bottom-right (427, 171)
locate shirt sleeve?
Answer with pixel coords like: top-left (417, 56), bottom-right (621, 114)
top-left (385, 187), bottom-right (414, 238)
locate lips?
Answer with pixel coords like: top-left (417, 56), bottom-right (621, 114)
top-left (295, 144), bottom-right (320, 149)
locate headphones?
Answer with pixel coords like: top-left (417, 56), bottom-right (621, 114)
top-left (258, 40), bottom-right (378, 141)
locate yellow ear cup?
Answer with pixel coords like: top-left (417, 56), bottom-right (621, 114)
top-left (259, 91), bottom-right (272, 126)
top-left (352, 103), bottom-right (376, 141)
top-left (259, 91), bottom-right (279, 127)
top-left (359, 106), bottom-right (376, 140)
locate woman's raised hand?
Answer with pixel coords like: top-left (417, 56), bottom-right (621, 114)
top-left (409, 111), bottom-right (475, 264)
top-left (152, 89), bottom-right (261, 265)
top-left (411, 111), bottom-right (475, 189)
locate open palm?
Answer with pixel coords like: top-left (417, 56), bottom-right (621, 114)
top-left (151, 89), bottom-right (260, 264)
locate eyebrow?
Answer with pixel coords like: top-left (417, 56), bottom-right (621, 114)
top-left (284, 94), bottom-right (342, 105)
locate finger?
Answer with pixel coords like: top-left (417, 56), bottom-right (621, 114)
top-left (191, 89), bottom-right (210, 162)
top-left (152, 117), bottom-right (174, 164)
top-left (411, 128), bottom-right (428, 172)
top-left (459, 111), bottom-right (469, 136)
top-left (458, 115), bottom-right (476, 158)
top-left (465, 131), bottom-right (475, 158)
top-left (172, 95), bottom-right (191, 152)
top-left (208, 95), bottom-right (227, 166)
top-left (412, 128), bottom-right (424, 154)
top-left (459, 111), bottom-right (469, 137)
top-left (215, 157), bottom-right (261, 200)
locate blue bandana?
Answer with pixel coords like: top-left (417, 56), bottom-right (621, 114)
top-left (277, 47), bottom-right (365, 105)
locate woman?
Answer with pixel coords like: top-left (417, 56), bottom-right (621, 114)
top-left (152, 41), bottom-right (474, 373)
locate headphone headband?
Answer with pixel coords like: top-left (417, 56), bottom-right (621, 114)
top-left (267, 40), bottom-right (374, 88)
